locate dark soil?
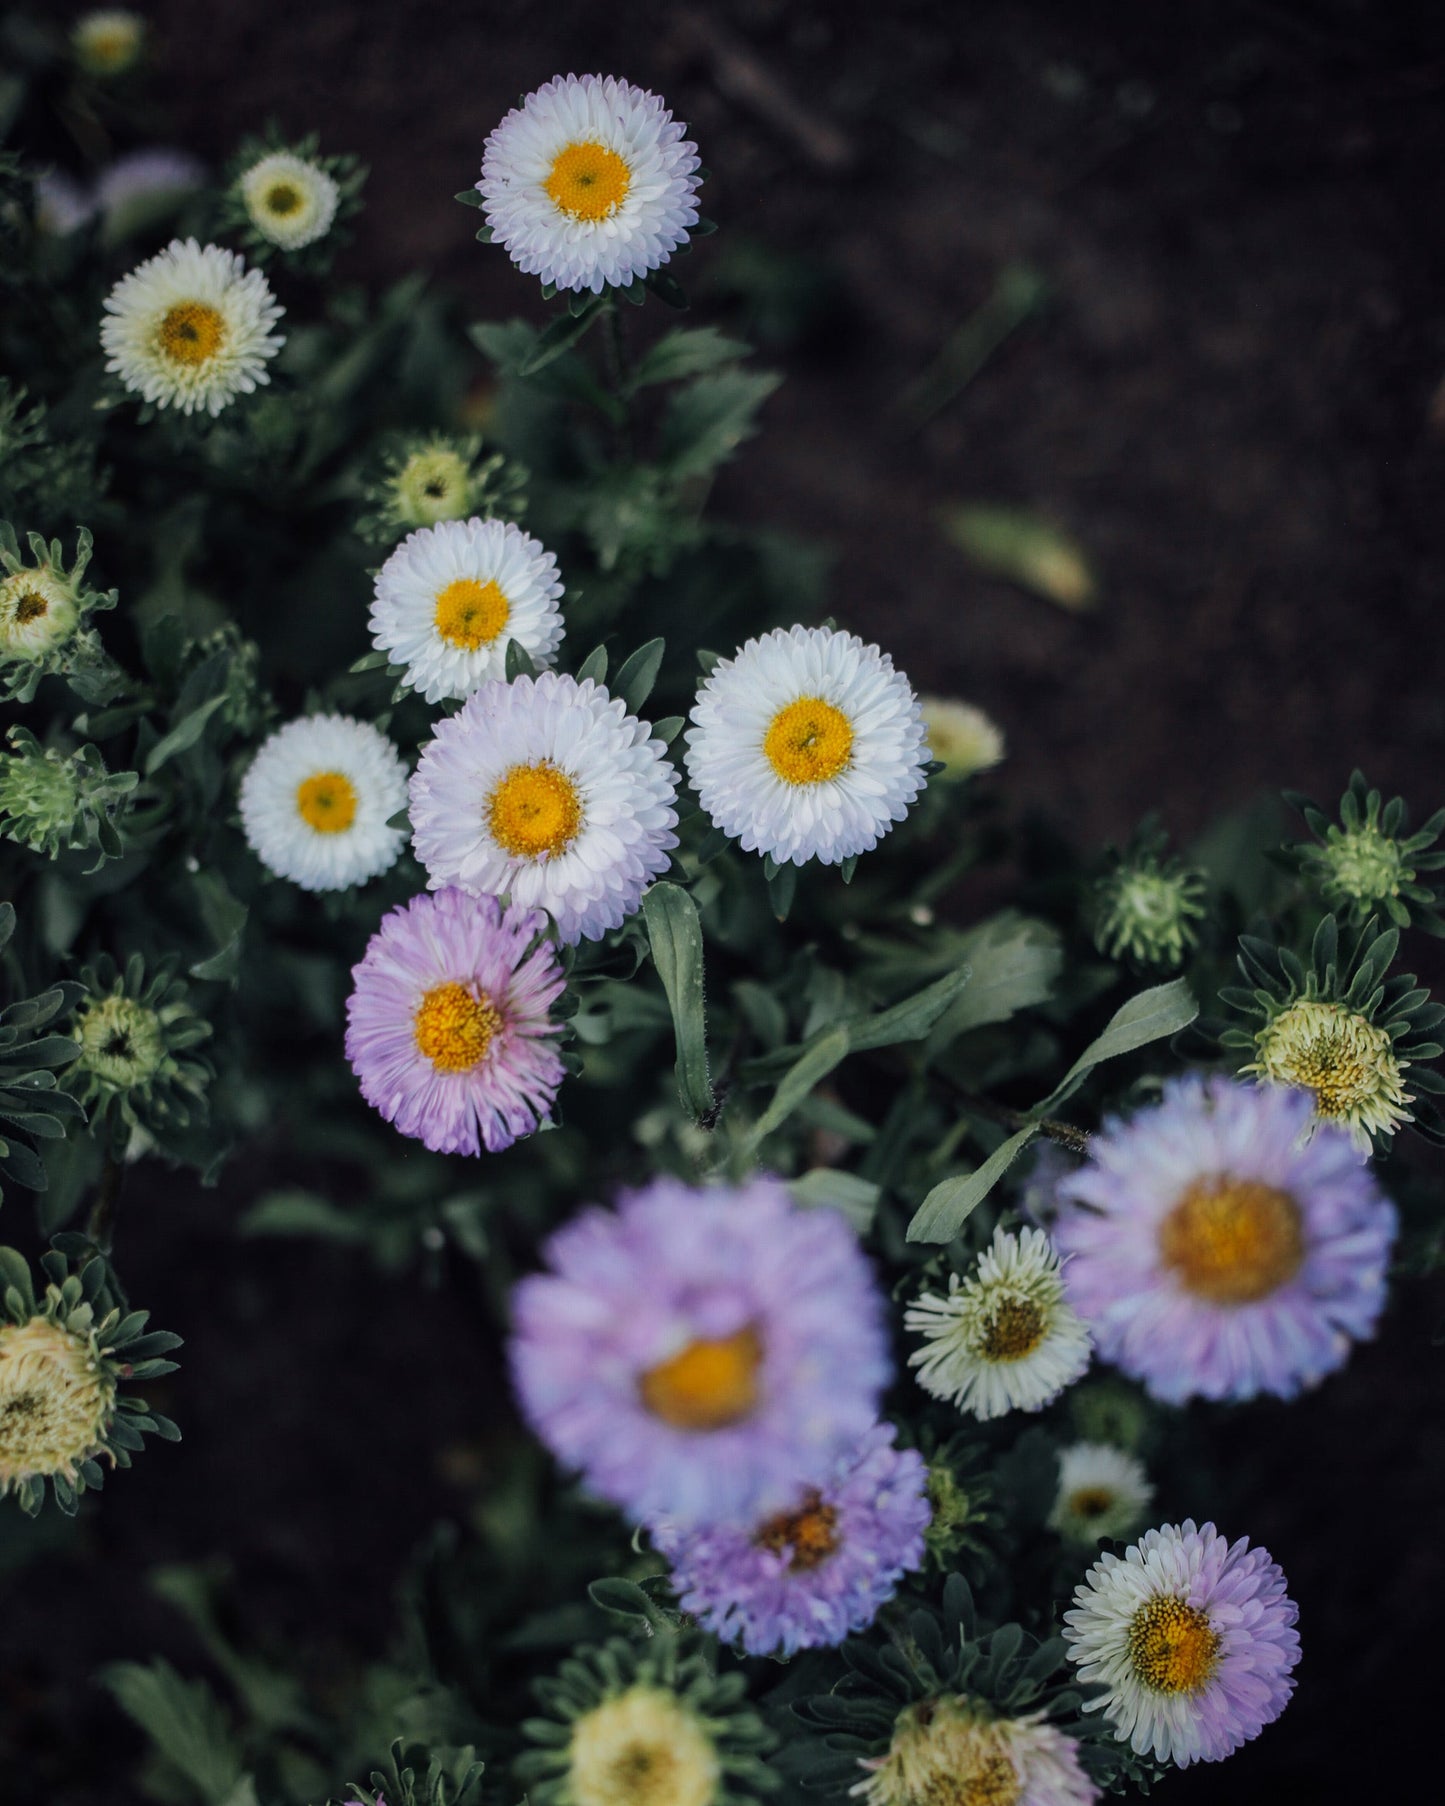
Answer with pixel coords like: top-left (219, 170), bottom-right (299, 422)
top-left (5, 1), bottom-right (1445, 1800)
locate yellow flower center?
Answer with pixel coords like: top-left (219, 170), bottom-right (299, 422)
top-left (487, 762), bottom-right (582, 860)
top-left (264, 181), bottom-right (302, 216)
top-left (1068, 1486), bottom-right (1117, 1519)
top-left (763, 696), bottom-right (854, 786)
top-left (1251, 998), bottom-right (1407, 1130)
top-left (158, 301), bottom-right (227, 367)
top-left (295, 770), bottom-right (358, 834)
top-left (1159, 1178), bottom-right (1305, 1304)
top-left (978, 1296), bottom-right (1046, 1361)
top-left (638, 1326), bottom-right (763, 1431)
top-left (568, 1688), bottom-right (719, 1806)
top-left (14, 590), bottom-right (48, 624)
top-left (1127, 1595), bottom-right (1221, 1694)
top-left (413, 981), bottom-right (502, 1073)
top-left (0, 1316), bottom-right (115, 1487)
top-left (756, 1489), bottom-right (840, 1570)
top-left (544, 140), bottom-right (632, 221)
top-left (434, 576), bottom-right (509, 650)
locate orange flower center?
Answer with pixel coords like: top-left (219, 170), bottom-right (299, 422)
top-left (158, 301), bottom-right (227, 366)
top-left (413, 981), bottom-right (501, 1072)
top-left (755, 1490), bottom-right (840, 1570)
top-left (487, 762), bottom-right (582, 860)
top-left (294, 771), bottom-right (357, 834)
top-left (1159, 1178), bottom-right (1305, 1304)
top-left (544, 141), bottom-right (632, 221)
top-left (434, 576), bottom-right (509, 650)
top-left (763, 696), bottom-right (853, 786)
top-left (1127, 1596), bottom-right (1221, 1694)
top-left (638, 1326), bottom-right (763, 1431)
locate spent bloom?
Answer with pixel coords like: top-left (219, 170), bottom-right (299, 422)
top-left (920, 696), bottom-right (1006, 781)
top-left (853, 1698), bottom-right (1098, 1806)
top-left (1, 524), bottom-right (118, 704)
top-left (101, 238), bottom-right (284, 416)
top-left (66, 954), bottom-right (213, 1156)
top-left (479, 73), bottom-right (702, 294)
top-left (370, 517), bottom-right (564, 703)
top-left (1246, 998), bottom-right (1411, 1149)
top-left (1285, 768), bottom-right (1445, 933)
top-left (905, 1227), bottom-right (1091, 1421)
top-left (240, 714), bottom-right (408, 893)
top-left (686, 625), bottom-right (929, 867)
top-left (0, 726), bottom-right (136, 864)
top-left (1093, 829), bottom-right (1206, 970)
top-left (509, 1175), bottom-right (890, 1527)
top-left (1054, 1075), bottom-right (1396, 1403)
top-left (651, 1424), bottom-right (930, 1657)
top-left (1048, 1442), bottom-right (1154, 1545)
top-left (240, 149), bottom-right (340, 250)
top-left (1064, 1520), bottom-right (1299, 1767)
top-left (409, 671), bottom-right (679, 945)
top-left (358, 433), bottom-right (525, 547)
top-left (346, 888), bottom-right (566, 1157)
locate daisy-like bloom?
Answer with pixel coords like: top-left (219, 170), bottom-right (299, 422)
top-left (101, 238), bottom-right (284, 417)
top-left (651, 1424), bottom-right (930, 1657)
top-left (409, 672), bottom-right (678, 945)
top-left (904, 1227), bottom-right (1092, 1422)
top-left (853, 1698), bottom-right (1098, 1806)
top-left (71, 9), bottom-right (144, 76)
top-left (1, 558), bottom-right (82, 666)
top-left (371, 518), bottom-right (564, 704)
top-left (920, 696), bottom-right (1006, 781)
top-left (1048, 1443), bottom-right (1154, 1545)
top-left (239, 150), bottom-right (341, 251)
top-left (479, 73), bottom-right (701, 294)
top-left (686, 625), bottom-right (929, 868)
top-left (1063, 1520), bottom-right (1299, 1766)
top-left (345, 888), bottom-right (565, 1156)
top-left (239, 714), bottom-right (408, 892)
top-left (509, 1175), bottom-right (890, 1527)
top-left (1053, 1075), bottom-right (1396, 1403)
top-left (0, 1313), bottom-right (115, 1499)
top-left (1245, 997), bottom-right (1411, 1148)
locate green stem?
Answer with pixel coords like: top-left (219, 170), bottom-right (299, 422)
top-left (85, 1153), bottom-right (124, 1255)
top-left (599, 300), bottom-right (635, 460)
top-left (949, 1084), bottom-right (1091, 1156)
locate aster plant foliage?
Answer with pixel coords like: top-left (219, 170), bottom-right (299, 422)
top-left (1, 36), bottom-right (1443, 1806)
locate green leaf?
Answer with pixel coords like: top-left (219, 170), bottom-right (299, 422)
top-left (851, 967), bottom-right (971, 1052)
top-left (239, 1190), bottom-right (366, 1243)
top-left (505, 638), bottom-right (538, 680)
top-left (907, 1125), bottom-right (1040, 1243)
top-left (1035, 977), bottom-right (1199, 1114)
top-left (515, 299), bottom-right (606, 376)
top-left (641, 884), bottom-right (716, 1125)
top-left (614, 638), bottom-right (665, 714)
top-left (767, 860), bottom-right (797, 920)
top-left (651, 715), bottom-right (685, 745)
top-left (745, 1024), bottom-right (851, 1153)
top-left (629, 326), bottom-right (750, 389)
top-left (788, 1168), bottom-right (880, 1232)
top-left (144, 693), bottom-right (229, 776)
top-left (103, 1660), bottom-right (245, 1804)
top-left (658, 371), bottom-right (782, 480)
top-left (576, 644), bottom-right (609, 685)
top-left (925, 914), bottom-right (1062, 1053)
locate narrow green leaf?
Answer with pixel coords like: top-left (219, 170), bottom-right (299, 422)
top-left (850, 968), bottom-right (971, 1052)
top-left (614, 637), bottom-right (665, 714)
top-left (576, 644), bottom-right (609, 685)
top-left (144, 694), bottom-right (229, 776)
top-left (454, 188), bottom-right (485, 208)
top-left (745, 1024), bottom-right (851, 1152)
top-left (505, 638), bottom-right (538, 680)
top-left (788, 1168), bottom-right (880, 1232)
top-left (1034, 978), bottom-right (1198, 1114)
top-left (642, 883), bottom-right (716, 1125)
top-left (103, 1660), bottom-right (245, 1802)
top-left (515, 299), bottom-right (605, 376)
top-left (658, 371), bottom-right (782, 480)
top-left (906, 1125), bottom-right (1039, 1243)
top-left (767, 860), bottom-right (797, 920)
top-left (629, 326), bottom-right (750, 389)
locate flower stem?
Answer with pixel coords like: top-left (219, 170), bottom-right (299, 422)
top-left (85, 1153), bottom-right (124, 1255)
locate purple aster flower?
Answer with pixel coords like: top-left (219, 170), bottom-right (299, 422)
top-left (1053, 1075), bottom-right (1395, 1403)
top-left (509, 1175), bottom-right (890, 1528)
top-left (1064, 1519), bottom-right (1300, 1766)
top-left (345, 887), bottom-right (565, 1156)
top-left (650, 1423), bottom-right (930, 1656)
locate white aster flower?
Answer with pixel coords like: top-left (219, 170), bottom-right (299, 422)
top-left (479, 72), bottom-right (701, 294)
top-left (71, 9), bottom-right (144, 76)
top-left (905, 1226), bottom-right (1092, 1421)
top-left (239, 714), bottom-right (408, 892)
top-left (853, 1698), bottom-right (1098, 1806)
top-left (1049, 1443), bottom-right (1154, 1544)
top-left (370, 518), bottom-right (564, 704)
top-left (409, 671), bottom-right (679, 945)
top-left (101, 238), bottom-right (284, 417)
top-left (240, 151), bottom-right (340, 251)
top-left (686, 625), bottom-right (929, 868)
top-left (921, 696), bottom-right (1006, 781)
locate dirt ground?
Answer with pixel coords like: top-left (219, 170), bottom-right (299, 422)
top-left (4, 1), bottom-right (1444, 1800)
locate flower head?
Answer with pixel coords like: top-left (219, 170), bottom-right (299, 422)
top-left (66, 953), bottom-right (213, 1157)
top-left (905, 1227), bottom-right (1091, 1421)
top-left (346, 888), bottom-right (566, 1156)
top-left (652, 1424), bottom-right (930, 1657)
top-left (370, 518), bottom-right (564, 703)
top-left (239, 150), bottom-right (340, 250)
top-left (516, 1638), bottom-right (775, 1806)
top-left (410, 671), bottom-right (678, 945)
top-left (1063, 1520), bottom-right (1299, 1766)
top-left (479, 74), bottom-right (702, 294)
top-left (853, 1698), bottom-right (1098, 1806)
top-left (1093, 826), bottom-right (1206, 969)
top-left (239, 714), bottom-right (408, 893)
top-left (1, 524), bottom-right (118, 705)
top-left (1048, 1443), bottom-right (1154, 1545)
top-left (920, 697), bottom-right (1006, 781)
top-left (71, 9), bottom-right (144, 76)
top-left (0, 726), bottom-right (136, 865)
top-left (1054, 1075), bottom-right (1395, 1403)
top-left (34, 168), bottom-right (94, 237)
top-left (1247, 998), bottom-right (1410, 1144)
top-left (101, 238), bottom-right (284, 417)
top-left (686, 625), bottom-right (929, 867)
top-left (510, 1175), bottom-right (890, 1527)
top-left (1285, 768), bottom-right (1445, 933)
top-left (357, 433), bottom-right (527, 548)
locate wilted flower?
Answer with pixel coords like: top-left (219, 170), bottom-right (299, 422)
top-left (357, 433), bottom-right (526, 548)
top-left (0, 524), bottom-right (118, 705)
top-left (1063, 1520), bottom-right (1299, 1767)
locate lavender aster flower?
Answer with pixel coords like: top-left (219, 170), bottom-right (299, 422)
top-left (651, 1424), bottom-right (930, 1656)
top-left (509, 1176), bottom-right (890, 1527)
top-left (1054, 1075), bottom-right (1395, 1403)
top-left (1063, 1520), bottom-right (1300, 1766)
top-left (345, 887), bottom-right (565, 1156)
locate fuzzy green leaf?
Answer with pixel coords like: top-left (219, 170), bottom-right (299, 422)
top-left (629, 327), bottom-right (750, 389)
top-left (613, 638), bottom-right (665, 714)
top-left (1035, 978), bottom-right (1199, 1115)
top-left (642, 884), bottom-right (716, 1125)
top-left (907, 1125), bottom-right (1040, 1243)
top-left (745, 1024), bottom-right (851, 1153)
top-left (104, 1660), bottom-right (246, 1804)
top-left (658, 371), bottom-right (782, 480)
